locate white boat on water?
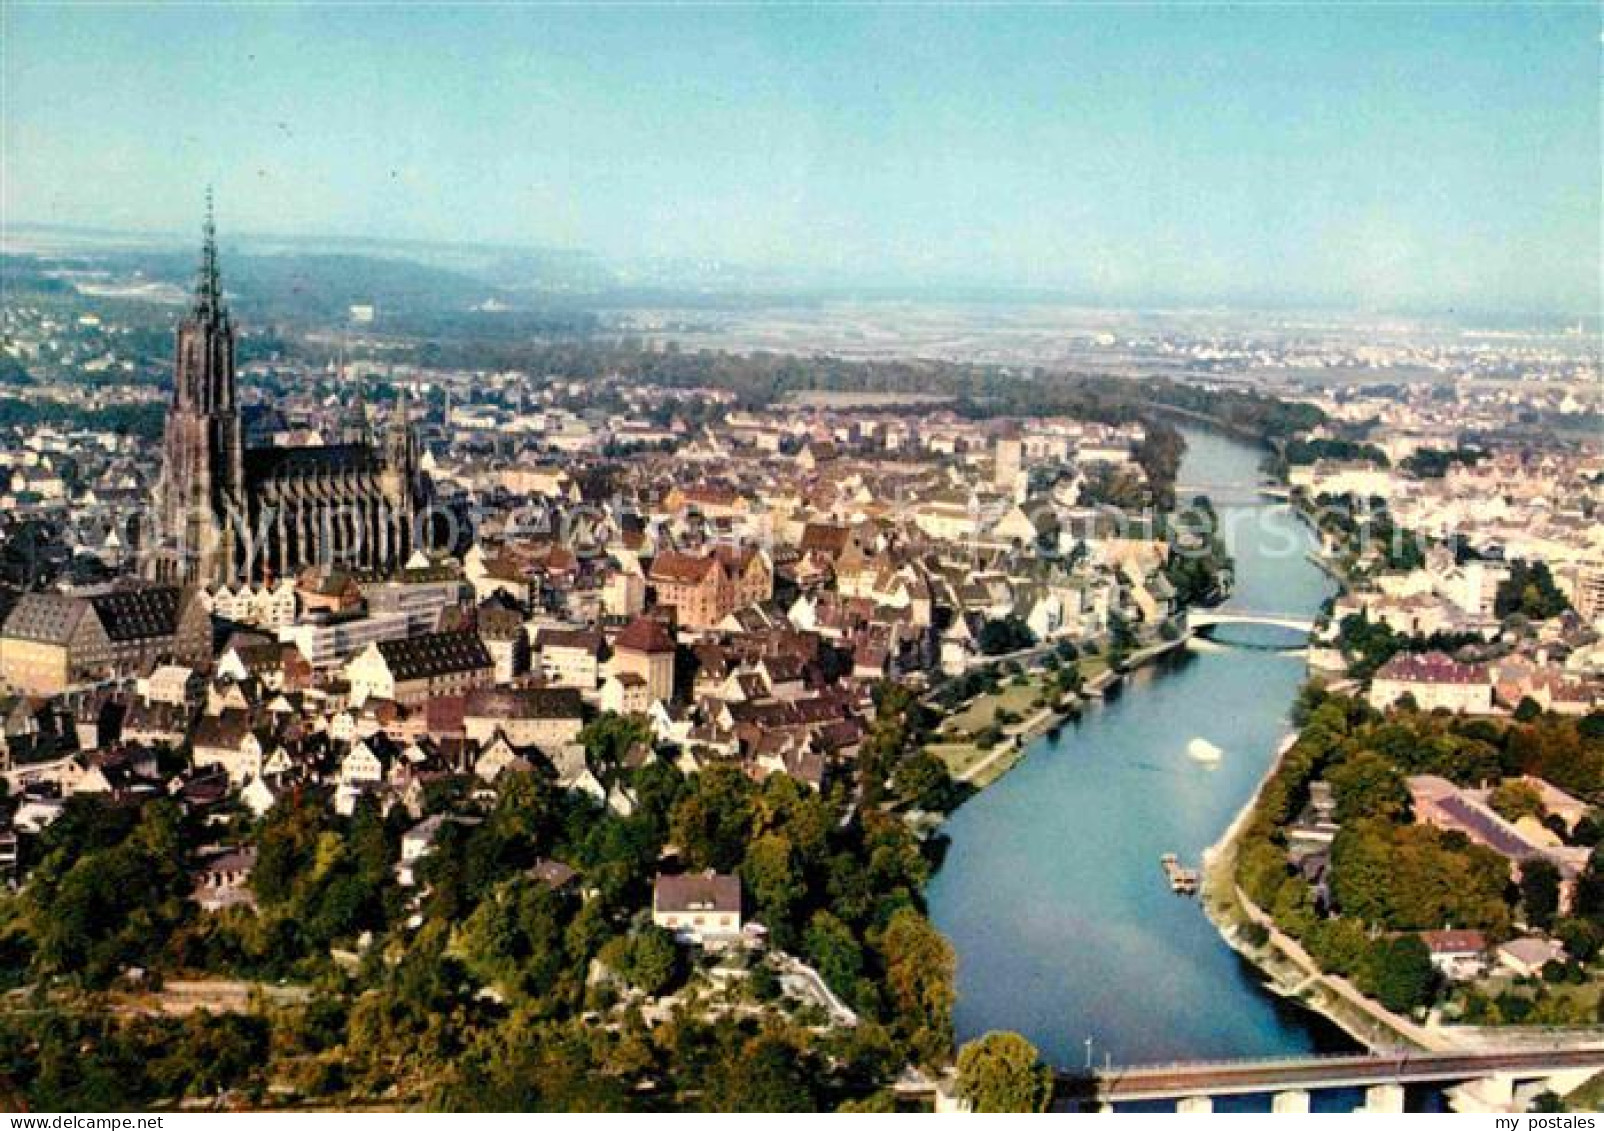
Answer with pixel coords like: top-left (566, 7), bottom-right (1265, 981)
top-left (1186, 737), bottom-right (1223, 764)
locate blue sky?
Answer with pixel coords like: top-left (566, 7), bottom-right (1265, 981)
top-left (3, 3), bottom-right (1598, 311)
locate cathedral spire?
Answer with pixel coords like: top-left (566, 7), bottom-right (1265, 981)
top-left (194, 187), bottom-right (224, 318)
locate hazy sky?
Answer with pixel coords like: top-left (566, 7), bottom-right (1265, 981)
top-left (3, 3), bottom-right (1598, 311)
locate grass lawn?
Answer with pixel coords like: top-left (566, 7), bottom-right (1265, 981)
top-left (941, 679), bottom-right (1045, 736)
top-left (928, 740), bottom-right (1024, 788)
top-left (1077, 653), bottom-right (1111, 681)
top-left (928, 741), bottom-right (987, 778)
top-left (967, 748), bottom-right (1027, 789)
top-left (927, 659), bottom-right (1091, 790)
top-left (1449, 969), bottom-right (1604, 1032)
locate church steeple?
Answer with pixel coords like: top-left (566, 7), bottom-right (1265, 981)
top-left (149, 192), bottom-right (245, 585)
top-left (173, 191), bottom-right (236, 414)
top-left (193, 187), bottom-right (226, 322)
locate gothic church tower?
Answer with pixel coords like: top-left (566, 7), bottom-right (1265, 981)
top-left (149, 193), bottom-right (245, 584)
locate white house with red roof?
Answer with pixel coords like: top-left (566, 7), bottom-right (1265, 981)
top-left (1369, 651), bottom-right (1493, 714)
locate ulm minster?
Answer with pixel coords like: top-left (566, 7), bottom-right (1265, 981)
top-left (148, 203), bottom-right (428, 586)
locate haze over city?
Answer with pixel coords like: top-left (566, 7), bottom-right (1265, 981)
top-left (4, 3), bottom-right (1598, 313)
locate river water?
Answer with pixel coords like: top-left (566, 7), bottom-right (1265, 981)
top-left (926, 427), bottom-right (1348, 1069)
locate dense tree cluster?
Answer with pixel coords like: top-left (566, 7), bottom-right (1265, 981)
top-left (0, 1008), bottom-right (270, 1110)
top-left (955, 1031), bottom-right (1052, 1112)
top-left (0, 399), bottom-right (166, 440)
top-left (0, 355), bottom-right (32, 386)
top-left (1305, 493), bottom-right (1426, 573)
top-left (1076, 464), bottom-right (1154, 511)
top-left (1282, 437), bottom-right (1389, 468)
top-left (1333, 613), bottom-right (1486, 681)
top-left (1139, 380), bottom-right (1326, 440)
top-left (1329, 820), bottom-right (1511, 934)
top-left (1495, 560), bottom-right (1573, 621)
top-left (1164, 495), bottom-right (1233, 608)
top-left (1236, 686), bottom-right (1604, 1016)
top-left (1399, 447), bottom-right (1483, 479)
top-left (1132, 424), bottom-right (1186, 512)
top-left (22, 799), bottom-right (192, 985)
top-left (1, 693), bottom-right (968, 1109)
top-left (977, 615), bottom-right (1036, 657)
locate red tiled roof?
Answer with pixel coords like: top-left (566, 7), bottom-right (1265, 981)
top-left (800, 523), bottom-right (850, 554)
top-left (649, 551), bottom-right (723, 584)
top-left (425, 694), bottom-right (468, 735)
top-left (614, 615), bottom-right (676, 655)
top-left (1375, 650), bottom-right (1488, 685)
top-left (1419, 929), bottom-right (1487, 955)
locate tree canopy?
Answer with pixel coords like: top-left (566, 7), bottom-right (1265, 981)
top-left (956, 1030), bottom-right (1052, 1112)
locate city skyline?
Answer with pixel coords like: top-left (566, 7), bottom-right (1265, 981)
top-left (3, 3), bottom-right (1599, 314)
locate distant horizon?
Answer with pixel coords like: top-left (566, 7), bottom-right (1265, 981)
top-left (4, 5), bottom-right (1598, 315)
top-left (3, 215), bottom-right (1595, 327)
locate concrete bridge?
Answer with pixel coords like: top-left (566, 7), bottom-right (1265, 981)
top-left (1059, 1046), bottom-right (1604, 1113)
top-left (1187, 609), bottom-right (1316, 636)
top-left (1175, 481), bottom-right (1293, 508)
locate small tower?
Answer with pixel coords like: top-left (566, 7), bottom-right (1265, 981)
top-left (380, 391), bottom-right (422, 567)
top-left (385, 391), bottom-right (419, 480)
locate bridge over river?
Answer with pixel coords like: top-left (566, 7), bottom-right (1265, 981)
top-left (1187, 609), bottom-right (1316, 636)
top-left (1185, 610), bottom-right (1318, 655)
top-left (1055, 1046), bottom-right (1604, 1113)
top-left (1174, 480), bottom-right (1293, 508)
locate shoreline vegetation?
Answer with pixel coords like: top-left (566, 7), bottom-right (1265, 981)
top-left (922, 634), bottom-right (1188, 804)
top-left (928, 396), bottom-right (1604, 1111)
top-left (919, 623), bottom-right (1416, 1056)
top-left (1193, 439), bottom-right (1475, 1058)
top-left (1210, 679), bottom-right (1604, 1068)
top-left (1200, 735), bottom-right (1449, 1054)
top-left (1201, 436), bottom-right (1604, 1109)
top-left (1188, 422), bottom-right (1417, 1055)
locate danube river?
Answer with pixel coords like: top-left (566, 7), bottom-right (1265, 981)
top-left (926, 427), bottom-right (1347, 1068)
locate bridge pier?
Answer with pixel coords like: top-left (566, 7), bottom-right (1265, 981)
top-left (1271, 1090), bottom-right (1311, 1114)
top-left (1175, 1096), bottom-right (1213, 1114)
top-left (933, 1081), bottom-right (971, 1114)
top-left (1447, 1074), bottom-right (1515, 1114)
top-left (1361, 1083), bottom-right (1405, 1114)
top-left (1529, 1068), bottom-right (1598, 1107)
